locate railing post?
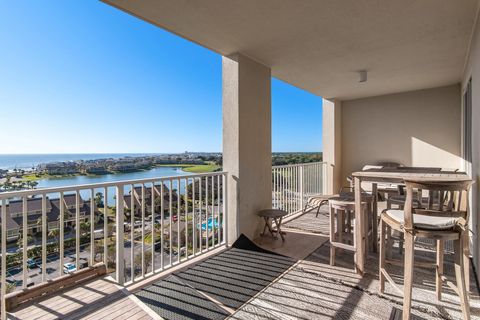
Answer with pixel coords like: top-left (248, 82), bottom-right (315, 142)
top-left (299, 165), bottom-right (304, 211)
top-left (223, 173), bottom-right (228, 246)
top-left (115, 185), bottom-right (125, 285)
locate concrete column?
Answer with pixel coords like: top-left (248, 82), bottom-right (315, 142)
top-left (223, 53), bottom-right (272, 244)
top-left (322, 98), bottom-right (342, 194)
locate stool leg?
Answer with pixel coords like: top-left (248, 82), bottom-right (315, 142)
top-left (398, 232), bottom-right (404, 255)
top-left (363, 205), bottom-right (368, 259)
top-left (454, 234), bottom-right (471, 319)
top-left (372, 201), bottom-right (378, 253)
top-left (403, 232), bottom-right (415, 320)
top-left (329, 206), bottom-right (336, 266)
top-left (398, 204), bottom-right (404, 255)
top-left (274, 217), bottom-right (285, 242)
top-left (261, 217), bottom-right (269, 236)
top-left (379, 218), bottom-right (386, 293)
top-left (463, 230), bottom-right (470, 293)
top-left (436, 239), bottom-right (444, 300)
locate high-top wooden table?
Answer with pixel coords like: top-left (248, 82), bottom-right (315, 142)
top-left (351, 167), bottom-right (469, 275)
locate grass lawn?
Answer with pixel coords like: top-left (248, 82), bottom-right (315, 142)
top-left (144, 232), bottom-right (164, 244)
top-left (182, 164), bottom-right (221, 173)
top-left (157, 162), bottom-right (221, 173)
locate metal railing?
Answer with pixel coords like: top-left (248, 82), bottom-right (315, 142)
top-left (0, 171), bottom-right (227, 311)
top-left (272, 162), bottom-right (327, 216)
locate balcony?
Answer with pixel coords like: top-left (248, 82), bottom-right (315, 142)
top-left (2, 0), bottom-right (480, 319)
top-left (1, 163), bottom-right (477, 319)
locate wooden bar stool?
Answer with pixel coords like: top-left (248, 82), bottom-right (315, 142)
top-left (329, 195), bottom-right (371, 267)
top-left (379, 179), bottom-right (473, 320)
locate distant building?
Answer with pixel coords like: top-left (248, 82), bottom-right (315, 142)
top-left (84, 164), bottom-right (110, 175)
top-left (2, 194), bottom-right (93, 241)
top-left (37, 162), bottom-right (80, 175)
top-left (123, 185), bottom-right (177, 218)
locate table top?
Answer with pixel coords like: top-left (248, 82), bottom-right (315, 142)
top-left (351, 168), bottom-right (470, 183)
top-left (257, 209), bottom-right (288, 218)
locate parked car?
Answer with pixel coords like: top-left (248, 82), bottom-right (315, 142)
top-left (63, 262), bottom-right (76, 274)
top-left (27, 258), bottom-right (36, 269)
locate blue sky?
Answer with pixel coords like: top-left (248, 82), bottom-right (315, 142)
top-left (0, 0), bottom-right (322, 154)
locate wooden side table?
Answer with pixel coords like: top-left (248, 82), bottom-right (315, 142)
top-left (257, 209), bottom-right (288, 241)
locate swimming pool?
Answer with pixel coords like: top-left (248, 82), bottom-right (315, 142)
top-left (198, 218), bottom-right (221, 231)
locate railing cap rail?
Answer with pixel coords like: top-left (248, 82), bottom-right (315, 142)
top-left (0, 171), bottom-right (227, 199)
top-left (272, 161), bottom-right (327, 169)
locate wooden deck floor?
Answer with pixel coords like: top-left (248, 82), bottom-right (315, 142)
top-left (8, 277), bottom-right (154, 320)
top-left (9, 208), bottom-right (476, 320)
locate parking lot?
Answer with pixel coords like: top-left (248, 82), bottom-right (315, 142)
top-left (6, 238), bottom-right (184, 291)
top-left (6, 243), bottom-right (93, 289)
top-left (5, 214), bottom-right (211, 291)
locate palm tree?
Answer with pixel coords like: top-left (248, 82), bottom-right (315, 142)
top-left (30, 181), bottom-right (38, 189)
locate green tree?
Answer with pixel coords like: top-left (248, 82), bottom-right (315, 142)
top-left (134, 251), bottom-right (152, 275)
top-left (94, 192), bottom-right (104, 208)
top-left (16, 233), bottom-right (33, 248)
top-left (48, 228), bottom-right (60, 239)
top-left (79, 221), bottom-right (90, 236)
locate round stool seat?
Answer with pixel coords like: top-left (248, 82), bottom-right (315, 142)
top-left (257, 209), bottom-right (288, 219)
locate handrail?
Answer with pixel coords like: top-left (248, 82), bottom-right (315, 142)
top-left (272, 161), bottom-right (327, 169)
top-left (0, 171), bottom-right (228, 304)
top-left (272, 162), bottom-right (327, 217)
top-left (0, 171), bottom-right (227, 199)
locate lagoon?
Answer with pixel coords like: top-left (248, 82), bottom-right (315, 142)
top-left (35, 166), bottom-right (188, 205)
top-left (36, 166), bottom-right (187, 189)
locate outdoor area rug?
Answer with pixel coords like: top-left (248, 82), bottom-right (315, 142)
top-left (134, 234), bottom-right (296, 320)
top-left (230, 263), bottom-right (434, 320)
top-left (296, 241), bottom-right (480, 320)
top-left (134, 275), bottom-right (229, 320)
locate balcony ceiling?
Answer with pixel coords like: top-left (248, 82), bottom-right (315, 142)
top-left (104, 0), bottom-right (479, 100)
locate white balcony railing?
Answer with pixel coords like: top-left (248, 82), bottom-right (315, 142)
top-left (0, 171), bottom-right (227, 304)
top-left (272, 162), bottom-right (328, 217)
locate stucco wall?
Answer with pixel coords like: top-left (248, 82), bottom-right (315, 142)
top-left (223, 54), bottom-right (272, 243)
top-left (341, 85), bottom-right (462, 184)
top-left (322, 99), bottom-right (342, 194)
